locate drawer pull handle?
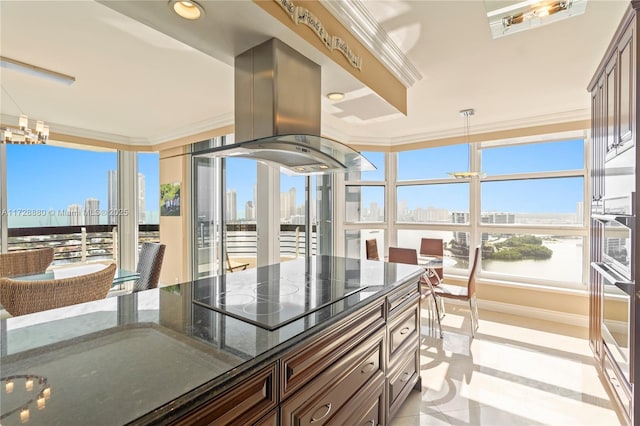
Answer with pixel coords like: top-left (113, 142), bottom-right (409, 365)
top-left (361, 361), bottom-right (376, 374)
top-left (400, 372), bottom-right (411, 382)
top-left (310, 403), bottom-right (332, 423)
top-left (364, 421), bottom-right (375, 426)
top-left (400, 327), bottom-right (411, 335)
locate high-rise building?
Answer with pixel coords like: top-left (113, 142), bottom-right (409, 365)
top-left (67, 204), bottom-right (83, 226)
top-left (451, 211), bottom-right (470, 246)
top-left (226, 189), bottom-right (237, 221)
top-left (85, 198), bottom-right (100, 225)
top-left (481, 212), bottom-right (515, 224)
top-left (245, 200), bottom-right (255, 222)
top-left (107, 170), bottom-right (117, 225)
top-left (289, 187), bottom-right (296, 218)
top-left (138, 172), bottom-right (146, 224)
top-left (280, 187), bottom-right (297, 220)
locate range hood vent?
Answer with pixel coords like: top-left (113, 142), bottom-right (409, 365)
top-left (202, 38), bottom-right (374, 175)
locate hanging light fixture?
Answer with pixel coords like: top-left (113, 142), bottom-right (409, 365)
top-left (1, 86), bottom-right (49, 145)
top-left (448, 108), bottom-right (486, 179)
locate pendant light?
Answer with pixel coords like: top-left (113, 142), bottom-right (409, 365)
top-left (448, 108), bottom-right (486, 179)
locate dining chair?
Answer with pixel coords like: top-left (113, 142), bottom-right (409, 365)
top-left (419, 238), bottom-right (444, 285)
top-left (365, 239), bottom-right (380, 261)
top-left (388, 247), bottom-right (443, 338)
top-left (0, 247), bottom-right (55, 278)
top-left (133, 243), bottom-right (166, 291)
top-left (0, 263), bottom-right (116, 317)
top-left (433, 246), bottom-right (481, 338)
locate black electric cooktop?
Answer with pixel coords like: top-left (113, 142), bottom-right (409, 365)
top-left (192, 256), bottom-right (387, 330)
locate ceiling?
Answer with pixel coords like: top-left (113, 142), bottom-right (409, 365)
top-left (0, 0), bottom-right (630, 148)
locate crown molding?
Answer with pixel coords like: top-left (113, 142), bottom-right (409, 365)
top-left (319, 0), bottom-right (421, 88)
top-left (344, 108), bottom-right (591, 147)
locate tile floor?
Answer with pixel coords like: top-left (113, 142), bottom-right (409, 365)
top-left (391, 304), bottom-right (623, 426)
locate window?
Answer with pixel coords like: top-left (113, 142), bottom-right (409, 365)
top-left (481, 233), bottom-right (583, 283)
top-left (397, 144), bottom-right (468, 181)
top-left (482, 139), bottom-right (584, 175)
top-left (397, 230), bottom-right (470, 270)
top-left (345, 229), bottom-right (385, 260)
top-left (5, 144), bottom-right (117, 263)
top-left (343, 151), bottom-right (387, 259)
top-left (481, 177), bottom-right (584, 225)
top-left (138, 153), bottom-right (160, 225)
top-left (6, 144), bottom-right (116, 227)
top-left (280, 173), bottom-right (306, 261)
top-left (345, 186), bottom-right (385, 222)
top-left (341, 134), bottom-right (588, 289)
top-left (397, 183), bottom-right (469, 223)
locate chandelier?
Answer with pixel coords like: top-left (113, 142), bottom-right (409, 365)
top-left (1, 114), bottom-right (49, 145)
top-left (1, 85), bottom-right (49, 145)
top-left (0, 55), bottom-right (75, 145)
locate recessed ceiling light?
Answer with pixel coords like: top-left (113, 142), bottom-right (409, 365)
top-left (327, 92), bottom-right (345, 101)
top-left (170, 0), bottom-right (204, 20)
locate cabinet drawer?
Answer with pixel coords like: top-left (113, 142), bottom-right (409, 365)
top-left (388, 301), bottom-right (419, 361)
top-left (281, 328), bottom-right (385, 426)
top-left (255, 409), bottom-right (278, 426)
top-left (387, 281), bottom-right (420, 314)
top-left (280, 300), bottom-right (385, 399)
top-left (171, 363), bottom-right (277, 426)
top-left (329, 370), bottom-right (385, 426)
top-left (388, 346), bottom-right (419, 419)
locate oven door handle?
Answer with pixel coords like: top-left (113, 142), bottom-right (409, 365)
top-left (591, 262), bottom-right (634, 296)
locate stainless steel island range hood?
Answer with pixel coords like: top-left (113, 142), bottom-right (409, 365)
top-left (199, 38), bottom-right (375, 175)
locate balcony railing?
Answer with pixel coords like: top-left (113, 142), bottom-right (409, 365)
top-left (8, 225), bottom-right (160, 264)
top-left (8, 223), bottom-right (314, 265)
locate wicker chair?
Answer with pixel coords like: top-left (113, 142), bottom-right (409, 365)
top-left (0, 248), bottom-right (55, 278)
top-left (0, 263), bottom-right (116, 317)
top-left (133, 243), bottom-right (166, 291)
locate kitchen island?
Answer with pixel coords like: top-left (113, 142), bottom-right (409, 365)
top-left (0, 256), bottom-right (424, 425)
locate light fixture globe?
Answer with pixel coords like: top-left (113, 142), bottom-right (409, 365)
top-left (169, 0), bottom-right (204, 20)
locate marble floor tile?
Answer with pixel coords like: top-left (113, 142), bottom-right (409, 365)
top-left (396, 306), bottom-right (622, 425)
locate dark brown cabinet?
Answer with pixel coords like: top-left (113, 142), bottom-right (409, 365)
top-left (588, 3), bottom-right (639, 425)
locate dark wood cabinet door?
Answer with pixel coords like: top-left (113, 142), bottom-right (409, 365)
top-left (171, 363), bottom-right (278, 426)
top-left (605, 54), bottom-right (618, 158)
top-left (617, 24), bottom-right (634, 152)
top-left (388, 346), bottom-right (419, 419)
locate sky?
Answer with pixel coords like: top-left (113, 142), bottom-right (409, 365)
top-left (6, 144), bottom-right (160, 217)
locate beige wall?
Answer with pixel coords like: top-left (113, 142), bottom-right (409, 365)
top-left (159, 146), bottom-right (190, 285)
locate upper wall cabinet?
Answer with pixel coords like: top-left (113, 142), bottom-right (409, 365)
top-left (617, 24), bottom-right (635, 155)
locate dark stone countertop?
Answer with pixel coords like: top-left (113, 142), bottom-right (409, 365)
top-left (0, 256), bottom-right (423, 426)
